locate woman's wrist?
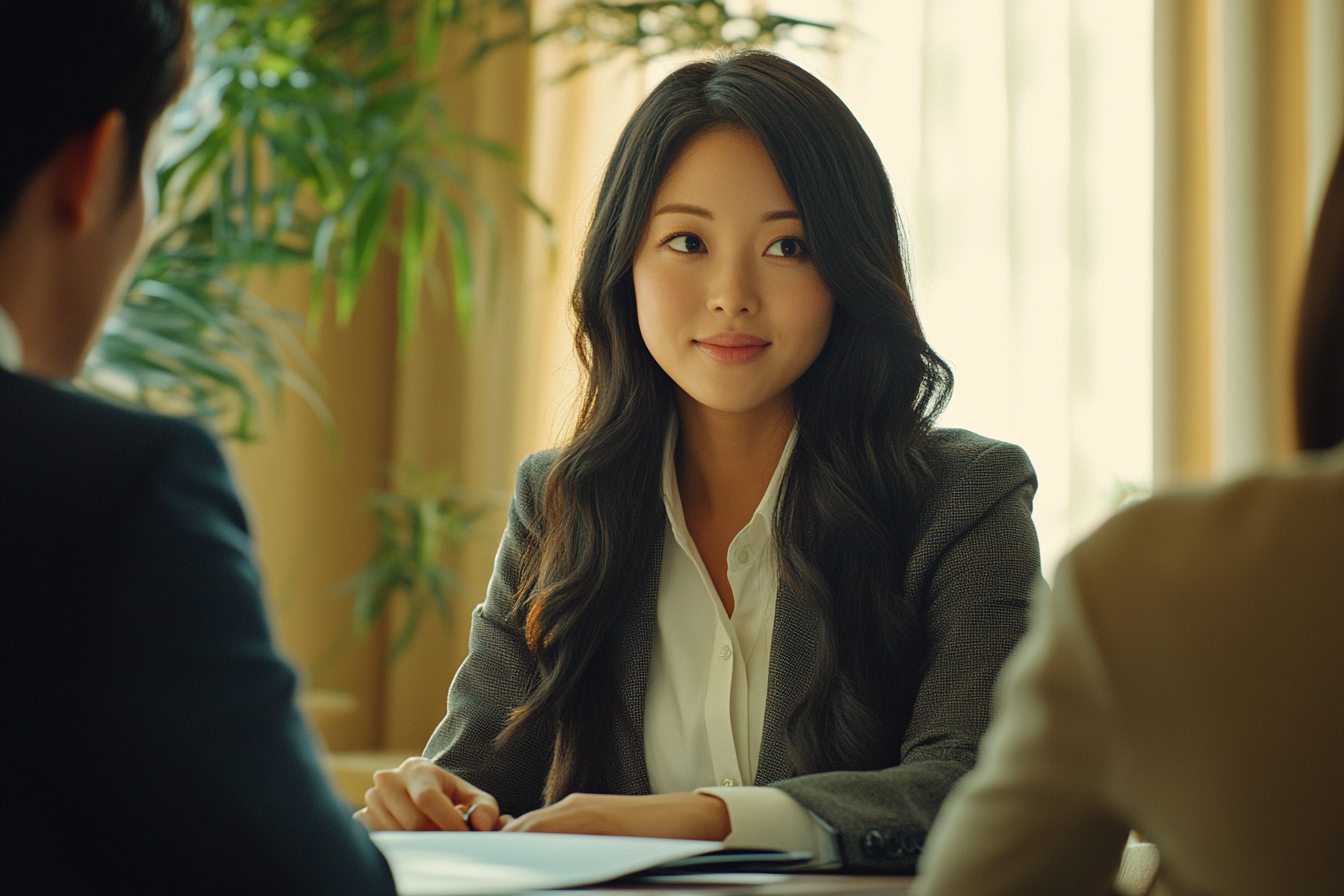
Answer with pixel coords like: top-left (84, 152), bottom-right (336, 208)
top-left (689, 792), bottom-right (732, 841)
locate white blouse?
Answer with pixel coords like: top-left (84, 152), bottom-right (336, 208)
top-left (643, 421), bottom-right (839, 865)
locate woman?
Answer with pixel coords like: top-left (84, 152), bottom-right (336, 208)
top-left (358, 51), bottom-right (1041, 872)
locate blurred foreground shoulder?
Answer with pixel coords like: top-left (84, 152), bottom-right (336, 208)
top-left (1071, 445), bottom-right (1344, 625)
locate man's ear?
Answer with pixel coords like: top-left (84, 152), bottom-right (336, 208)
top-left (54, 111), bottom-right (127, 233)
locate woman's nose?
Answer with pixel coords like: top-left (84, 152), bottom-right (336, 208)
top-left (706, 255), bottom-right (760, 316)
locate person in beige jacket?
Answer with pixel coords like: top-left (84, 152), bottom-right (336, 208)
top-left (914, 141), bottom-right (1344, 896)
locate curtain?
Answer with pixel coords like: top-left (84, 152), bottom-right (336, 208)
top-left (1154, 0), bottom-right (1344, 485)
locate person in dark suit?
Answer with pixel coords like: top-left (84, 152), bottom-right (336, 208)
top-left (0, 3), bottom-right (396, 893)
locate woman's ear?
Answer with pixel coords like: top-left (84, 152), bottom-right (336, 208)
top-left (53, 110), bottom-right (128, 233)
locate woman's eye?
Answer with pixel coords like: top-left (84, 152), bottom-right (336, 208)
top-left (667, 234), bottom-right (704, 254)
top-left (765, 237), bottom-right (808, 258)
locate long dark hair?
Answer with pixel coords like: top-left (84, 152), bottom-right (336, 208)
top-left (1296, 139), bottom-right (1344, 452)
top-left (503, 51), bottom-right (953, 802)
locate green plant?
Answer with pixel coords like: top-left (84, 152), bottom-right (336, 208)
top-left (470, 0), bottom-right (836, 76)
top-left (80, 0), bottom-right (517, 437)
top-left (341, 467), bottom-right (489, 663)
top-left (79, 0), bottom-right (834, 438)
top-left (79, 230), bottom-right (328, 441)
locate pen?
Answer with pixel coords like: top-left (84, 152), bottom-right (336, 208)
top-left (460, 803), bottom-right (478, 826)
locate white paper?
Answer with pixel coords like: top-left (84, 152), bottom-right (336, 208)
top-left (370, 831), bottom-right (724, 895)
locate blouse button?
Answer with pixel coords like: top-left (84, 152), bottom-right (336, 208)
top-left (721, 777), bottom-right (737, 787)
top-left (718, 644), bottom-right (733, 660)
top-left (736, 549), bottom-right (750, 563)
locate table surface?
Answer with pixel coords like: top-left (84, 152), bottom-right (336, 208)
top-left (569, 874), bottom-right (914, 895)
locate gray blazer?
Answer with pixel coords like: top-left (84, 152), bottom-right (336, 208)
top-left (424, 428), bottom-right (1040, 872)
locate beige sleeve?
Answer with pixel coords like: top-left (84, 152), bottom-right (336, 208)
top-left (696, 785), bottom-right (841, 867)
top-left (912, 561), bottom-right (1131, 896)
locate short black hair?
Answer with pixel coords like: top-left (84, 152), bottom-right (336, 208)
top-left (0, 0), bottom-right (192, 230)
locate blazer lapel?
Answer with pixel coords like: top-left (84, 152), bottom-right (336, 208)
top-left (756, 577), bottom-right (820, 785)
top-left (607, 526), bottom-right (664, 796)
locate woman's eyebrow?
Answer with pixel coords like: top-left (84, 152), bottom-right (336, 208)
top-left (650, 204), bottom-right (800, 222)
top-left (652, 203), bottom-right (713, 219)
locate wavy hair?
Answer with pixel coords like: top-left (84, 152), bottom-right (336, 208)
top-left (502, 51), bottom-right (953, 802)
top-left (1296, 138), bottom-right (1344, 452)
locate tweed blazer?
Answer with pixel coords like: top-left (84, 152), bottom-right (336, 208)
top-left (424, 427), bottom-right (1040, 872)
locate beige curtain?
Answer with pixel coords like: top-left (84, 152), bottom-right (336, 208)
top-left (227, 3), bottom-right (649, 771)
top-left (817, 0), bottom-right (1156, 579)
top-left (1154, 0), bottom-right (1344, 486)
top-left (229, 263), bottom-right (399, 755)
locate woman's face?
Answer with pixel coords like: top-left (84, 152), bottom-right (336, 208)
top-left (632, 127), bottom-right (834, 422)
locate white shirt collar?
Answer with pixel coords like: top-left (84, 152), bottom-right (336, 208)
top-left (660, 416), bottom-right (798, 543)
top-left (0, 305), bottom-right (22, 373)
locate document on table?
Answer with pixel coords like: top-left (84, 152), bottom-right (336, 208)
top-left (370, 831), bottom-right (725, 895)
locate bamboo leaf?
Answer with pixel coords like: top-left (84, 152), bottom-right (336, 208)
top-left (336, 176), bottom-right (393, 325)
top-left (387, 598), bottom-right (423, 663)
top-left (425, 571), bottom-right (452, 624)
top-left (439, 197), bottom-right (473, 331)
top-left (416, 0), bottom-right (441, 70)
top-left (397, 188), bottom-right (429, 351)
top-left (309, 213), bottom-right (339, 332)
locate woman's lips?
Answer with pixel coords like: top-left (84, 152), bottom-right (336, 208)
top-left (694, 333), bottom-right (769, 364)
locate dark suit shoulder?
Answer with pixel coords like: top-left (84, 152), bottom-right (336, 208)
top-left (1, 370), bottom-right (235, 586)
top-left (1, 368), bottom-right (220, 511)
top-left (3, 369), bottom-right (242, 684)
top-left (1, 366), bottom-right (205, 447)
top-left (1, 371), bottom-right (395, 895)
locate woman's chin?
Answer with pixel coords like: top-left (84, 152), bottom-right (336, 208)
top-left (674, 387), bottom-right (795, 421)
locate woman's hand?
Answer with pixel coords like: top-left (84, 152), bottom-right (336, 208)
top-left (354, 756), bottom-right (503, 832)
top-left (502, 792), bottom-right (730, 841)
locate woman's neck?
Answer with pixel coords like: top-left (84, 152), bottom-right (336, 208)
top-left (674, 392), bottom-right (794, 525)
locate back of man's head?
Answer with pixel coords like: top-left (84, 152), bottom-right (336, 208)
top-left (0, 0), bottom-right (192, 232)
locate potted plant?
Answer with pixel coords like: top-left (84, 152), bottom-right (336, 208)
top-left (82, 0), bottom-right (834, 668)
